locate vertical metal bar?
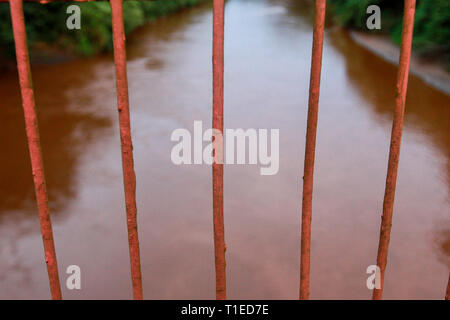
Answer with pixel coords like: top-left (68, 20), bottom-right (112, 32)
top-left (212, 0), bottom-right (226, 300)
top-left (299, 0), bottom-right (326, 300)
top-left (445, 273), bottom-right (449, 300)
top-left (9, 0), bottom-right (62, 300)
top-left (372, 0), bottom-right (416, 300)
top-left (110, 0), bottom-right (143, 300)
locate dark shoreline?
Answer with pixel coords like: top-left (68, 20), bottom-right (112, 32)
top-left (349, 31), bottom-right (450, 96)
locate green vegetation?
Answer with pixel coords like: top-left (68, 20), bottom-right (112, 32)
top-left (329, 0), bottom-right (450, 68)
top-left (0, 0), bottom-right (206, 59)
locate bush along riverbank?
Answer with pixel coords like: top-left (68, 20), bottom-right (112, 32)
top-left (0, 0), bottom-right (207, 64)
top-left (328, 0), bottom-right (450, 71)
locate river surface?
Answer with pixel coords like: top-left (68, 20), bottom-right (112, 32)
top-left (0, 0), bottom-right (449, 299)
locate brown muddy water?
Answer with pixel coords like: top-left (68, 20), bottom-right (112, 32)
top-left (0, 0), bottom-right (448, 299)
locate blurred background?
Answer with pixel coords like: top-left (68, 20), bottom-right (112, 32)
top-left (0, 0), bottom-right (449, 68)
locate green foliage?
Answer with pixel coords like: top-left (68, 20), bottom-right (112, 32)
top-left (0, 0), bottom-right (206, 59)
top-left (329, 0), bottom-right (403, 32)
top-left (412, 0), bottom-right (450, 56)
top-left (65, 3), bottom-right (113, 56)
top-left (0, 3), bottom-right (66, 58)
top-left (329, 0), bottom-right (450, 67)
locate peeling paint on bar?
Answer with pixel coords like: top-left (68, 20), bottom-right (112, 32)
top-left (300, 0), bottom-right (326, 301)
top-left (372, 0), bottom-right (417, 300)
top-left (9, 0), bottom-right (62, 300)
top-left (110, 0), bottom-right (143, 300)
top-left (212, 0), bottom-right (226, 301)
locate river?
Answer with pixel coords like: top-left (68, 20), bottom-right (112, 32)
top-left (0, 0), bottom-right (448, 299)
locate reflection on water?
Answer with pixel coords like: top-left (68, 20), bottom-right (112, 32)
top-left (0, 60), bottom-right (111, 217)
top-left (0, 0), bottom-right (448, 299)
top-left (330, 30), bottom-right (450, 189)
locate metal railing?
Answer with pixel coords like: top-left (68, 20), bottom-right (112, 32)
top-left (3, 0), bottom-right (448, 300)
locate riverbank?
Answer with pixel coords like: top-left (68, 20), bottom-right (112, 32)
top-left (0, 0), bottom-right (208, 68)
top-left (350, 31), bottom-right (450, 95)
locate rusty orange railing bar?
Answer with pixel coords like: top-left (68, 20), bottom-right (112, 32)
top-left (9, 0), bottom-right (62, 299)
top-left (373, 0), bottom-right (416, 300)
top-left (212, 0), bottom-right (226, 300)
top-left (300, 0), bottom-right (326, 300)
top-left (110, 0), bottom-right (143, 300)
